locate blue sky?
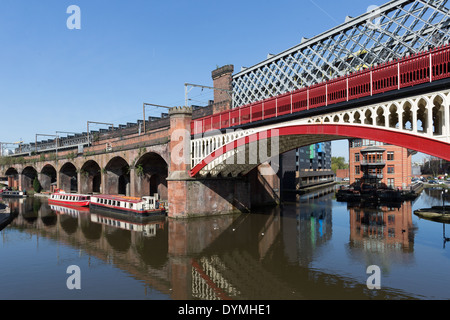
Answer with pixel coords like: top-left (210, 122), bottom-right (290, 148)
top-left (0, 0), bottom-right (412, 161)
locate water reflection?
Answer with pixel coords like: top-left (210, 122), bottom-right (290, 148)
top-left (1, 186), bottom-right (449, 300)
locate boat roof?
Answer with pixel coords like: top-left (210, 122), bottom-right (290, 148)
top-left (94, 194), bottom-right (143, 203)
top-left (53, 192), bottom-right (90, 197)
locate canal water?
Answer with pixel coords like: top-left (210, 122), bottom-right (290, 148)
top-left (0, 186), bottom-right (449, 300)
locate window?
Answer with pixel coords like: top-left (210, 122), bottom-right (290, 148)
top-left (355, 165), bottom-right (360, 175)
top-left (388, 178), bottom-right (395, 188)
top-left (355, 153), bottom-right (360, 162)
top-left (387, 152), bottom-right (394, 161)
top-left (387, 166), bottom-right (394, 174)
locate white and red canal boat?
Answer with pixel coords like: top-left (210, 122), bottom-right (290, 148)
top-left (48, 190), bottom-right (91, 207)
top-left (90, 194), bottom-right (165, 217)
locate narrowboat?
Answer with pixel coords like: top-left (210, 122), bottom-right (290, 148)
top-left (48, 190), bottom-right (91, 207)
top-left (0, 190), bottom-right (26, 198)
top-left (90, 194), bottom-right (165, 217)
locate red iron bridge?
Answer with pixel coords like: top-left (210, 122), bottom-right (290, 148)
top-left (190, 43), bottom-right (450, 178)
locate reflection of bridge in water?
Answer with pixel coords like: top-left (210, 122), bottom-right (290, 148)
top-left (4, 193), bottom-right (419, 299)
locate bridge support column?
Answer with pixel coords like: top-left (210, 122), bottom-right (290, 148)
top-left (168, 176), bottom-right (251, 219)
top-left (167, 106), bottom-right (251, 218)
top-left (77, 171), bottom-right (82, 194)
top-left (56, 171), bottom-right (60, 190)
top-left (129, 167), bottom-right (136, 197)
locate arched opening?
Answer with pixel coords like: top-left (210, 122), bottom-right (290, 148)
top-left (134, 152), bottom-right (168, 200)
top-left (41, 164), bottom-right (57, 192)
top-left (60, 162), bottom-right (78, 193)
top-left (343, 113), bottom-right (350, 123)
top-left (416, 98), bottom-right (428, 133)
top-left (364, 109), bottom-right (372, 125)
top-left (376, 107), bottom-right (385, 126)
top-left (22, 166), bottom-right (38, 191)
top-left (5, 168), bottom-right (19, 190)
top-left (80, 160), bottom-right (101, 194)
top-left (402, 101), bottom-right (413, 130)
top-left (432, 95), bottom-right (445, 136)
top-left (353, 111), bottom-right (361, 124)
top-left (104, 157), bottom-right (130, 196)
top-left (388, 104), bottom-right (399, 128)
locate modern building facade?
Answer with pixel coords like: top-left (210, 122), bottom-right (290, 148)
top-left (281, 142), bottom-right (334, 193)
top-left (349, 139), bottom-right (413, 189)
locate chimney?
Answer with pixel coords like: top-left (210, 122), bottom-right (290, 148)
top-left (211, 64), bottom-right (234, 113)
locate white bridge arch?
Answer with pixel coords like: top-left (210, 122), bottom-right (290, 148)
top-left (190, 88), bottom-right (450, 178)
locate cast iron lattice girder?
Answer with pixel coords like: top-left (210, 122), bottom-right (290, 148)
top-left (232, 0), bottom-right (450, 107)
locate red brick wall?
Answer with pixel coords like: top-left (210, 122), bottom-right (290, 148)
top-left (349, 144), bottom-right (412, 189)
top-left (211, 65), bottom-right (234, 114)
top-left (336, 168), bottom-right (349, 179)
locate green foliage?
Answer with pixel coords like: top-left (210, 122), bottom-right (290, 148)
top-left (135, 164), bottom-right (144, 177)
top-left (331, 156), bottom-right (348, 173)
top-left (33, 176), bottom-right (42, 193)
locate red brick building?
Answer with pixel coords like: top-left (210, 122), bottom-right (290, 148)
top-left (349, 139), bottom-right (413, 189)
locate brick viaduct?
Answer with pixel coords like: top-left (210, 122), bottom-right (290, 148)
top-left (0, 65), bottom-right (280, 218)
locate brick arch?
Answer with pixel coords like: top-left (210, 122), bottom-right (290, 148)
top-left (40, 164), bottom-right (57, 192)
top-left (21, 166), bottom-right (38, 192)
top-left (133, 152), bottom-right (168, 200)
top-left (80, 160), bottom-right (102, 194)
top-left (104, 156), bottom-right (130, 195)
top-left (59, 161), bottom-right (78, 193)
top-left (4, 167), bottom-right (19, 190)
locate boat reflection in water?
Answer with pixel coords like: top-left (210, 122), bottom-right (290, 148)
top-left (49, 201), bottom-right (165, 238)
top-left (90, 211), bottom-right (165, 238)
top-left (50, 204), bottom-right (90, 216)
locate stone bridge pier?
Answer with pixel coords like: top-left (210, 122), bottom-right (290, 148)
top-left (166, 107), bottom-right (279, 219)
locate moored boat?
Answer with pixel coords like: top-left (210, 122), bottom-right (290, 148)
top-left (90, 194), bottom-right (165, 217)
top-left (48, 190), bottom-right (91, 207)
top-left (0, 190), bottom-right (26, 198)
top-left (414, 206), bottom-right (450, 222)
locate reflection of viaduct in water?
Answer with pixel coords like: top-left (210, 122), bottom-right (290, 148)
top-left (8, 198), bottom-right (173, 297)
top-left (189, 187), bottom-right (414, 300)
top-left (6, 193), bottom-right (416, 299)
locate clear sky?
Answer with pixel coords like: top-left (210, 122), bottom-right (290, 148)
top-left (1, 0), bottom-right (425, 162)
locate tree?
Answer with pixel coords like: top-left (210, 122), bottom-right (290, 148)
top-left (33, 177), bottom-right (42, 193)
top-left (331, 156), bottom-right (348, 173)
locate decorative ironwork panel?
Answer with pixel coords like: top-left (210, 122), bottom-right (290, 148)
top-left (232, 0), bottom-right (450, 107)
